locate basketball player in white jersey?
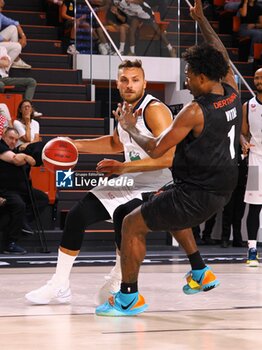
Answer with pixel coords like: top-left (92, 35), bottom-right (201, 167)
top-left (241, 68), bottom-right (262, 267)
top-left (25, 59), bottom-right (175, 305)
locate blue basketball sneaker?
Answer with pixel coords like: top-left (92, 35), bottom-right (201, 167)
top-left (246, 248), bottom-right (259, 267)
top-left (183, 266), bottom-right (220, 295)
top-left (95, 291), bottom-right (148, 316)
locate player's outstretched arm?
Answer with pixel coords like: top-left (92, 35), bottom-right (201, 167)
top-left (190, 0), bottom-right (237, 91)
top-left (96, 101), bottom-right (175, 175)
top-left (72, 130), bottom-right (124, 154)
top-left (116, 101), bottom-right (201, 159)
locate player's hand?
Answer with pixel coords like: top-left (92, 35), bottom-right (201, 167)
top-left (190, 0), bottom-right (204, 21)
top-left (241, 140), bottom-right (254, 156)
top-left (96, 159), bottom-right (124, 176)
top-left (113, 102), bottom-right (141, 131)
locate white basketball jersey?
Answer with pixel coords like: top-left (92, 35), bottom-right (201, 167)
top-left (247, 97), bottom-right (262, 156)
top-left (117, 93), bottom-right (173, 190)
top-left (244, 96), bottom-right (262, 204)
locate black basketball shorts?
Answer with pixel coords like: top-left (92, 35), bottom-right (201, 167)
top-left (141, 182), bottom-right (231, 232)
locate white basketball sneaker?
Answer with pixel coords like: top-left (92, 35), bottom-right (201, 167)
top-left (95, 266), bottom-right (121, 305)
top-left (25, 275), bottom-right (71, 305)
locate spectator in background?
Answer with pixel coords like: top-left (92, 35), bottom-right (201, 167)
top-left (0, 103), bottom-right (12, 129)
top-left (13, 99), bottom-right (40, 150)
top-left (106, 1), bottom-right (129, 55)
top-left (238, 0), bottom-right (262, 62)
top-left (0, 0), bottom-right (31, 69)
top-left (0, 113), bottom-right (7, 137)
top-left (114, 0), bottom-right (176, 57)
top-left (0, 127), bottom-right (37, 254)
top-left (61, 0), bottom-right (92, 54)
top-left (0, 46), bottom-right (42, 117)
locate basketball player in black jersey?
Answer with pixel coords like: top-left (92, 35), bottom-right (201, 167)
top-left (96, 0), bottom-right (242, 317)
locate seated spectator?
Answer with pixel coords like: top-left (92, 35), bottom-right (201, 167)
top-left (13, 99), bottom-right (40, 149)
top-left (0, 103), bottom-right (12, 127)
top-left (0, 0), bottom-right (31, 69)
top-left (0, 112), bottom-right (7, 137)
top-left (0, 127), bottom-right (36, 254)
top-left (238, 0), bottom-right (262, 62)
top-left (0, 46), bottom-right (42, 116)
top-left (114, 0), bottom-right (176, 57)
top-left (106, 2), bottom-right (129, 55)
top-left (0, 127), bottom-right (49, 254)
top-left (61, 0), bottom-right (90, 54)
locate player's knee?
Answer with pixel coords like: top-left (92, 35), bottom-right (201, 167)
top-left (122, 213), bottom-right (136, 234)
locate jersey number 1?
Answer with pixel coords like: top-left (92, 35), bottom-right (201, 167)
top-left (227, 125), bottom-right (235, 159)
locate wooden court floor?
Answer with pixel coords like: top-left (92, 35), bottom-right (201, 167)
top-left (0, 264), bottom-right (262, 350)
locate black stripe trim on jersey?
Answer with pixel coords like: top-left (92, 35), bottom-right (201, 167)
top-left (133, 93), bottom-right (147, 112)
top-left (143, 98), bottom-right (160, 133)
top-left (255, 95), bottom-right (262, 105)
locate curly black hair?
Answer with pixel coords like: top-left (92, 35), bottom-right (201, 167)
top-left (182, 43), bottom-right (229, 82)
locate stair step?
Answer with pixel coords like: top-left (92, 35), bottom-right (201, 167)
top-left (23, 39), bottom-right (63, 55)
top-left (32, 99), bottom-right (99, 117)
top-left (2, 10), bottom-right (46, 25)
top-left (4, 0), bottom-right (43, 11)
top-left (9, 68), bottom-right (83, 84)
top-left (21, 53), bottom-right (71, 69)
top-left (40, 116), bottom-right (105, 135)
top-left (23, 25), bottom-right (59, 40)
top-left (167, 19), bottom-right (219, 33)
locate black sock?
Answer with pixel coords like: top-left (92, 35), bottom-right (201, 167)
top-left (188, 251), bottom-right (205, 270)
top-left (121, 282), bottom-right (138, 294)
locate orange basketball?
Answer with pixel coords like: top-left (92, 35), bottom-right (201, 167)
top-left (42, 137), bottom-right (78, 172)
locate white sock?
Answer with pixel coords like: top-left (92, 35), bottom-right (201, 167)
top-left (110, 253), bottom-right (121, 278)
top-left (248, 240), bottom-right (257, 250)
top-left (105, 43), bottom-right (110, 49)
top-left (53, 249), bottom-right (78, 285)
top-left (167, 43), bottom-right (172, 51)
top-left (130, 46), bottom-right (135, 54)
top-left (119, 42), bottom-right (125, 51)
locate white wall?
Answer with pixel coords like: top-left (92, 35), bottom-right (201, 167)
top-left (76, 54), bottom-right (180, 89)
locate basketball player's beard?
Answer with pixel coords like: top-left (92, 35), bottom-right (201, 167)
top-left (256, 85), bottom-right (262, 93)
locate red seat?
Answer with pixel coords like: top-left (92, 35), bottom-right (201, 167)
top-left (30, 166), bottom-right (57, 205)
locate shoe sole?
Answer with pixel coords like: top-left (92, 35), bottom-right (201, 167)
top-left (96, 304), bottom-right (148, 317)
top-left (246, 261), bottom-right (259, 267)
top-left (183, 280), bottom-right (220, 295)
top-left (25, 291), bottom-right (72, 305)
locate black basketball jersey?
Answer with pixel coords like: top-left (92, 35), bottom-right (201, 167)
top-left (172, 83), bottom-right (242, 194)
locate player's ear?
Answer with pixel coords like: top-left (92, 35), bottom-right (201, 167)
top-left (144, 79), bottom-right (147, 89)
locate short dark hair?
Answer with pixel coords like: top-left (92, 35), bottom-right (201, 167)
top-left (182, 43), bottom-right (229, 82)
top-left (4, 127), bottom-right (19, 136)
top-left (118, 59), bottom-right (145, 77)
